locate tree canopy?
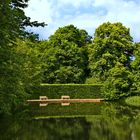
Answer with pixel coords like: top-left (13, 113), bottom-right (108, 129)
top-left (88, 22), bottom-right (134, 81)
top-left (131, 43), bottom-right (140, 91)
top-left (42, 25), bottom-right (90, 83)
top-left (0, 0), bottom-right (46, 114)
top-left (49, 24), bottom-right (91, 47)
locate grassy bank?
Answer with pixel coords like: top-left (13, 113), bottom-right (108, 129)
top-left (125, 96), bottom-right (140, 107)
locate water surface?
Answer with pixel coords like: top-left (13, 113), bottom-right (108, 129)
top-left (0, 102), bottom-right (140, 140)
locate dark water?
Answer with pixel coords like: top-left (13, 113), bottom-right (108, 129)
top-left (0, 102), bottom-right (140, 140)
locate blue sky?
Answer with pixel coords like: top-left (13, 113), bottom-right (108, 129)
top-left (24, 0), bottom-right (140, 42)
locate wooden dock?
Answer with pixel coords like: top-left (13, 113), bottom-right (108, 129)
top-left (27, 96), bottom-right (104, 106)
top-left (27, 99), bottom-right (104, 103)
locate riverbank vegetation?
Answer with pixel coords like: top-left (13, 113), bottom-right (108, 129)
top-left (0, 0), bottom-right (140, 115)
top-left (125, 96), bottom-right (140, 107)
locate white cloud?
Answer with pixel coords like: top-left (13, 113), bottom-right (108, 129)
top-left (94, 0), bottom-right (140, 41)
top-left (24, 0), bottom-right (53, 23)
top-left (24, 0), bottom-right (140, 41)
top-left (56, 0), bottom-right (93, 8)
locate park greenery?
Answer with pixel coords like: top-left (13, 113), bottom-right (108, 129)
top-left (125, 96), bottom-right (140, 107)
top-left (0, 0), bottom-right (140, 115)
top-left (33, 84), bottom-right (102, 99)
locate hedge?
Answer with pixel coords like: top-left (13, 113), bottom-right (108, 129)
top-left (32, 84), bottom-right (103, 99)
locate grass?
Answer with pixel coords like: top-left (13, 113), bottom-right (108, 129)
top-left (125, 96), bottom-right (140, 107)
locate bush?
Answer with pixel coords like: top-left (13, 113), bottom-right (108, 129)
top-left (85, 78), bottom-right (102, 84)
top-left (125, 96), bottom-right (140, 107)
top-left (101, 63), bottom-right (133, 100)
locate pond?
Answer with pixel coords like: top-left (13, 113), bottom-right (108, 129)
top-left (0, 101), bottom-right (140, 140)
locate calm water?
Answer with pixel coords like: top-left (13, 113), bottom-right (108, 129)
top-left (0, 101), bottom-right (140, 140)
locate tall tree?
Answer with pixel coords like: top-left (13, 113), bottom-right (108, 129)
top-left (0, 0), bottom-right (46, 114)
top-left (42, 25), bottom-right (90, 83)
top-left (131, 43), bottom-right (140, 91)
top-left (13, 39), bottom-right (43, 92)
top-left (88, 22), bottom-right (134, 82)
top-left (49, 24), bottom-right (91, 47)
top-left (102, 62), bottom-right (133, 99)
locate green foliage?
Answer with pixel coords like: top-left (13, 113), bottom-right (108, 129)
top-left (32, 84), bottom-right (103, 99)
top-left (1, 1), bottom-right (140, 116)
top-left (125, 96), bottom-right (140, 107)
top-left (102, 63), bottom-right (133, 99)
top-left (41, 25), bottom-right (90, 83)
top-left (87, 22), bottom-right (135, 99)
top-left (0, 0), bottom-right (46, 114)
top-left (49, 24), bottom-right (91, 47)
top-left (85, 77), bottom-right (102, 84)
top-left (88, 22), bottom-right (134, 81)
top-left (0, 38), bottom-right (44, 114)
top-left (13, 39), bottom-right (43, 92)
top-left (0, 45), bottom-right (28, 114)
top-left (42, 42), bottom-right (87, 83)
top-left (131, 43), bottom-right (140, 91)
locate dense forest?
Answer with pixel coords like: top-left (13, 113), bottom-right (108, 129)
top-left (0, 0), bottom-right (140, 114)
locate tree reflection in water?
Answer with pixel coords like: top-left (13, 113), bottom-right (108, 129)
top-left (0, 102), bottom-right (140, 140)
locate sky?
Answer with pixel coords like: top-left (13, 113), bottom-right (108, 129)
top-left (24, 0), bottom-right (140, 42)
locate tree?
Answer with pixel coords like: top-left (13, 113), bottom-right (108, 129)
top-left (42, 25), bottom-right (90, 83)
top-left (0, 0), bottom-right (46, 114)
top-left (131, 43), bottom-right (140, 91)
top-left (42, 41), bottom-right (87, 83)
top-left (49, 24), bottom-right (91, 47)
top-left (13, 39), bottom-right (43, 92)
top-left (102, 62), bottom-right (133, 99)
top-left (88, 22), bottom-right (134, 82)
